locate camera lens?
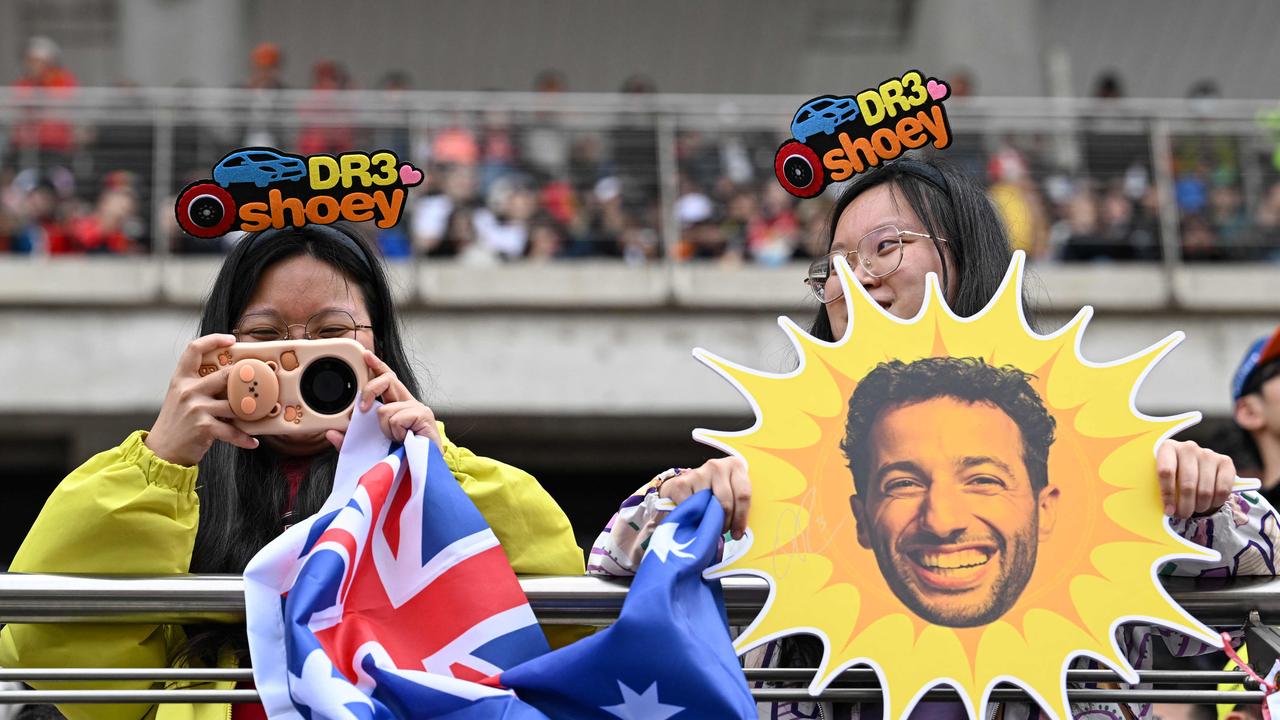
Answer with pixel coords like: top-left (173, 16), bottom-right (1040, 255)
top-left (300, 357), bottom-right (358, 415)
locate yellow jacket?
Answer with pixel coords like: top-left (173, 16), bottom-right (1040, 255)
top-left (0, 427), bottom-right (584, 720)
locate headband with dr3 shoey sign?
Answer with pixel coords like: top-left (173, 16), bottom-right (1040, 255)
top-left (175, 147), bottom-right (424, 238)
top-left (774, 70), bottom-right (954, 198)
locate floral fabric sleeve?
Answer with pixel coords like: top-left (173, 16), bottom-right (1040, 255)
top-left (587, 469), bottom-right (680, 577)
top-left (1165, 490), bottom-right (1280, 579)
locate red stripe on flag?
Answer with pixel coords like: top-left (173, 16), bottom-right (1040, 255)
top-left (380, 464), bottom-right (415, 559)
top-left (314, 544), bottom-right (531, 681)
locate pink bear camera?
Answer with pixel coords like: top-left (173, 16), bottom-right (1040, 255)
top-left (199, 339), bottom-right (369, 436)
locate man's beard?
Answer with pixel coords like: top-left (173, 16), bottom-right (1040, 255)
top-left (870, 517), bottom-right (1039, 628)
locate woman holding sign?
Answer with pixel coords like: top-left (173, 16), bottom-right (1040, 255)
top-left (1, 222), bottom-right (583, 720)
top-left (590, 157), bottom-right (1278, 720)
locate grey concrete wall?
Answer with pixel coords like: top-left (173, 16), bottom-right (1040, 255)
top-left (1042, 0), bottom-right (1280, 99)
top-left (118, 0), bottom-right (247, 89)
top-left (1, 259), bottom-right (1275, 420)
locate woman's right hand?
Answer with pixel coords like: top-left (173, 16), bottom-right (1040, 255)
top-left (657, 457), bottom-right (752, 540)
top-left (144, 334), bottom-right (259, 467)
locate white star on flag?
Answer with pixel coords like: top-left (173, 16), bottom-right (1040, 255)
top-left (644, 523), bottom-right (695, 563)
top-left (601, 680), bottom-right (684, 720)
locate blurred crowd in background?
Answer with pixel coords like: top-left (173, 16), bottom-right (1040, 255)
top-left (1, 37), bottom-right (1278, 263)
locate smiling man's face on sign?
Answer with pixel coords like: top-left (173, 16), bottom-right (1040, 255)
top-left (845, 357), bottom-right (1060, 627)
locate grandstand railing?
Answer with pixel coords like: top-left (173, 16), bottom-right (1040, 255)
top-left (0, 572), bottom-right (1275, 704)
top-left (1, 88), bottom-right (1277, 267)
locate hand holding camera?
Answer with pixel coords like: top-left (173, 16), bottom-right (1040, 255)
top-left (338, 349), bottom-right (442, 452)
top-left (146, 335), bottom-right (439, 467)
top-left (145, 334), bottom-right (259, 467)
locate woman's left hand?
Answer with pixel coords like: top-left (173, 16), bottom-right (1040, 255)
top-left (326, 350), bottom-right (444, 452)
top-left (1157, 439), bottom-right (1236, 519)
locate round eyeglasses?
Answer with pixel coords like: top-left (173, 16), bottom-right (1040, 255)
top-left (232, 309), bottom-right (373, 342)
top-left (803, 225), bottom-right (948, 303)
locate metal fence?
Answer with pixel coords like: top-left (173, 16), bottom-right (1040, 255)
top-left (0, 572), bottom-right (1278, 705)
top-left (0, 88), bottom-right (1278, 265)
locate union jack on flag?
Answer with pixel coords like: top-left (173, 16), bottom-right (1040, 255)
top-left (244, 406), bottom-right (550, 720)
top-left (246, 404), bottom-right (756, 719)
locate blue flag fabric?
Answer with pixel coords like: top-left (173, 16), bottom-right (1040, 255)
top-left (245, 404), bottom-right (754, 719)
top-left (501, 489), bottom-right (757, 719)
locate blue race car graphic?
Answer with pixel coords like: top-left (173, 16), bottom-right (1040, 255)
top-left (790, 96), bottom-right (859, 143)
top-left (213, 149), bottom-right (307, 188)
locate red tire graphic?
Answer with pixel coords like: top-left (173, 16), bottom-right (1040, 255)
top-left (175, 182), bottom-right (237, 238)
top-left (774, 140), bottom-right (825, 198)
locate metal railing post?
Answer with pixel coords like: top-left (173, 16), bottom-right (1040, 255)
top-left (1149, 118), bottom-right (1182, 302)
top-left (656, 112), bottom-right (680, 302)
top-left (151, 102), bottom-right (175, 263)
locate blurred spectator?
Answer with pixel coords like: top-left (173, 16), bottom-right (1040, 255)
top-left (431, 206), bottom-right (495, 265)
top-left (374, 224), bottom-right (412, 261)
top-left (618, 222), bottom-right (660, 264)
top-left (539, 179), bottom-right (577, 227)
top-left (430, 117), bottom-right (480, 168)
top-left (5, 176), bottom-right (70, 254)
top-left (567, 133), bottom-right (608, 194)
top-left (1180, 214), bottom-right (1220, 261)
top-left (674, 185), bottom-right (733, 261)
top-left (371, 71), bottom-right (413, 160)
top-left (748, 184), bottom-right (801, 265)
top-left (612, 75), bottom-right (660, 218)
top-left (413, 163), bottom-right (479, 255)
top-left (678, 131), bottom-right (722, 195)
top-left (720, 187), bottom-right (755, 259)
top-left (295, 61), bottom-right (357, 155)
top-left (526, 217), bottom-right (567, 261)
top-left (987, 146), bottom-right (1050, 260)
top-left (1252, 180), bottom-right (1280, 261)
top-left (796, 195), bottom-right (833, 260)
top-left (474, 175), bottom-right (538, 258)
top-left (1209, 180), bottom-right (1250, 258)
top-left (523, 70), bottom-right (570, 180)
top-left (10, 36), bottom-right (78, 169)
top-left (1093, 71), bottom-right (1124, 99)
top-left (242, 42), bottom-right (286, 148)
top-left (947, 69), bottom-right (975, 98)
top-left (478, 109), bottom-right (518, 193)
top-left (1056, 184), bottom-right (1106, 261)
top-left (1175, 168), bottom-right (1209, 216)
top-left (247, 43), bottom-right (285, 90)
top-left (66, 174), bottom-right (142, 254)
top-left (568, 176), bottom-right (627, 258)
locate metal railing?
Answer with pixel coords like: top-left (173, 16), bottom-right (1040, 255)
top-left (1, 87), bottom-right (1278, 269)
top-left (0, 573), bottom-right (1277, 705)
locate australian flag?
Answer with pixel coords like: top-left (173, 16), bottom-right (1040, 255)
top-left (244, 404), bottom-right (755, 719)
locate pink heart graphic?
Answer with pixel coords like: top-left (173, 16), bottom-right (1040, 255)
top-left (398, 163), bottom-right (423, 186)
top-left (927, 79), bottom-right (950, 101)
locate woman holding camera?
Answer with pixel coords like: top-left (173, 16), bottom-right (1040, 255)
top-left (0, 223), bottom-right (583, 720)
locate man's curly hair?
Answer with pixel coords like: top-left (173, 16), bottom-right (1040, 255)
top-left (842, 356), bottom-right (1057, 496)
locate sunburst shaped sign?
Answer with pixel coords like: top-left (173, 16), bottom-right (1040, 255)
top-left (695, 252), bottom-right (1229, 720)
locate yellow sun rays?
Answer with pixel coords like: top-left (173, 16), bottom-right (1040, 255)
top-left (695, 252), bottom-right (1221, 720)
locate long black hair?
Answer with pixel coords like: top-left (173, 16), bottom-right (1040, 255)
top-left (807, 157), bottom-right (1035, 341)
top-left (180, 222), bottom-right (421, 665)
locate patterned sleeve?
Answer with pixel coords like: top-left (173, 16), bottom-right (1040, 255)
top-left (586, 470), bottom-right (679, 577)
top-left (1117, 490), bottom-right (1280, 670)
top-left (1165, 490), bottom-right (1280, 579)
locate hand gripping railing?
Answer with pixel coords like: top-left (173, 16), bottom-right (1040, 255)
top-left (0, 573), bottom-right (1275, 705)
